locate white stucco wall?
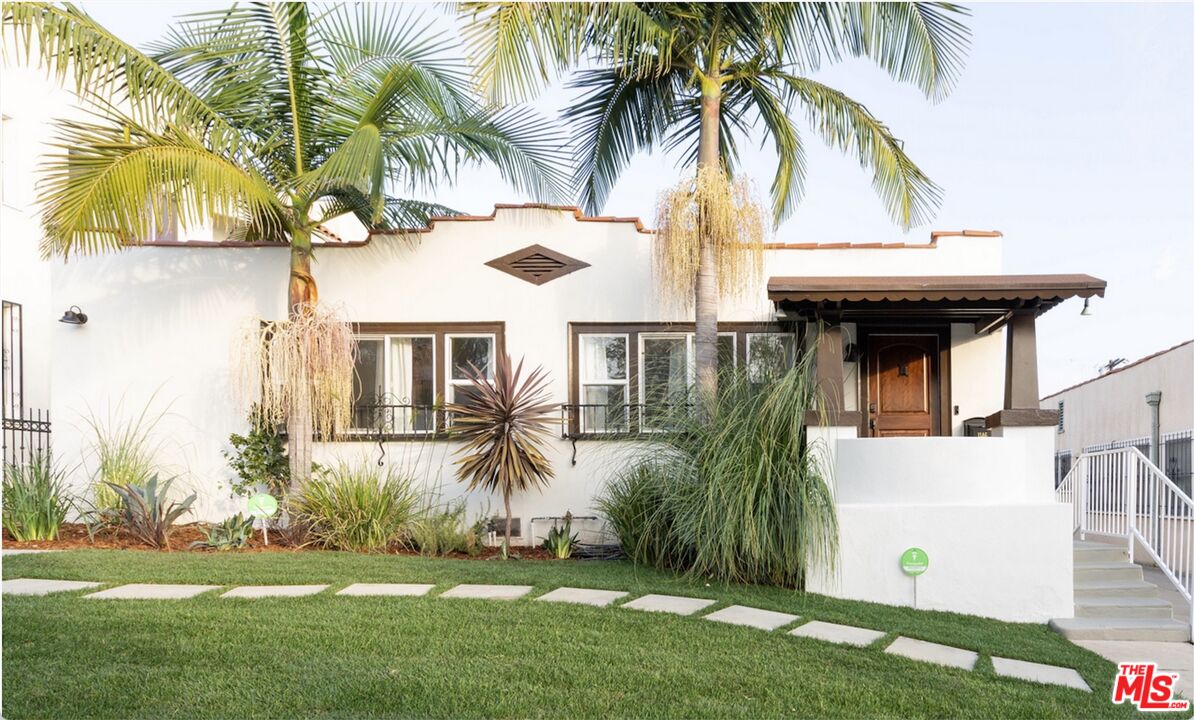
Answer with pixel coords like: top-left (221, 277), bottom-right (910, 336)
top-left (1041, 341), bottom-right (1194, 455)
top-left (807, 434), bottom-right (1074, 622)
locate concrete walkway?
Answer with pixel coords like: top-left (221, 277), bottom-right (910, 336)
top-left (2, 577), bottom-right (1093, 693)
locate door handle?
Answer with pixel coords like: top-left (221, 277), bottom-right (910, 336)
top-left (869, 418), bottom-right (876, 431)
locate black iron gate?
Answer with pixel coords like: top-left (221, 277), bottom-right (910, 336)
top-left (1, 408), bottom-right (51, 466)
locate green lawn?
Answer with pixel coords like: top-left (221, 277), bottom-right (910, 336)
top-left (0, 550), bottom-right (1182, 719)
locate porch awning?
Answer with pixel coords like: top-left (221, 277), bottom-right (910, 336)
top-left (768, 274), bottom-right (1106, 320)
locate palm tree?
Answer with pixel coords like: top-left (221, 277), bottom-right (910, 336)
top-left (4, 2), bottom-right (568, 482)
top-left (460, 2), bottom-right (970, 401)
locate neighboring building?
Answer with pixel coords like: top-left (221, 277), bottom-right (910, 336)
top-left (1041, 340), bottom-right (1194, 493)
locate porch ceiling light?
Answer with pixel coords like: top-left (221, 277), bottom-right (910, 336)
top-left (1080, 298), bottom-right (1092, 316)
top-left (58, 305), bottom-right (88, 325)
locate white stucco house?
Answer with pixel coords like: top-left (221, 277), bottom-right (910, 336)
top-left (1, 65), bottom-right (1115, 625)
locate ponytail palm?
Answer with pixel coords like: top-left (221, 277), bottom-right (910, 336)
top-left (5, 1), bottom-right (567, 481)
top-left (461, 2), bottom-right (970, 400)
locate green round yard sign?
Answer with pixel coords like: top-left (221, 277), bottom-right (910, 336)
top-left (246, 493), bottom-right (278, 519)
top-left (900, 547), bottom-right (929, 576)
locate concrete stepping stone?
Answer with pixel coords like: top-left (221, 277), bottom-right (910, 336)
top-left (336, 583), bottom-right (434, 597)
top-left (704, 604), bottom-right (799, 631)
top-left (3, 578), bottom-right (101, 596)
top-left (885, 637), bottom-right (978, 671)
top-left (536, 587), bottom-right (628, 607)
top-left (992, 656), bottom-right (1091, 692)
top-left (621, 593), bottom-right (716, 616)
top-left (440, 584), bottom-right (532, 601)
top-left (1, 548), bottom-right (59, 556)
top-left (221, 585), bottom-right (329, 598)
top-left (789, 620), bottom-right (886, 647)
top-left (86, 583), bottom-right (220, 600)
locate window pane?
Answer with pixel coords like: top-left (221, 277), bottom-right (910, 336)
top-left (390, 336), bottom-right (435, 433)
top-left (748, 334), bottom-right (795, 383)
top-left (642, 336), bottom-right (688, 427)
top-left (352, 339), bottom-right (384, 429)
top-left (717, 335), bottom-right (736, 370)
top-left (582, 384), bottom-right (628, 432)
top-left (581, 335), bottom-right (626, 381)
top-left (450, 336), bottom-right (493, 380)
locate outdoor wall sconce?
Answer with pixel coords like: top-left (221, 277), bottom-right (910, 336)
top-left (58, 306), bottom-right (88, 325)
top-left (1080, 297), bottom-right (1093, 316)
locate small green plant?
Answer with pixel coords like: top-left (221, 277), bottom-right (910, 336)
top-left (295, 461), bottom-right (420, 552)
top-left (104, 475), bottom-right (196, 548)
top-left (83, 395), bottom-right (168, 510)
top-left (408, 501), bottom-right (487, 557)
top-left (541, 512), bottom-right (578, 559)
top-left (191, 513), bottom-right (255, 551)
top-left (1, 454), bottom-right (71, 541)
top-left (224, 408), bottom-right (290, 499)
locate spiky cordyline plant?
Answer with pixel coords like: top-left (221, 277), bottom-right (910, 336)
top-left (3, 1), bottom-right (568, 484)
top-left (653, 166), bottom-right (767, 309)
top-left (461, 1), bottom-right (970, 401)
top-left (236, 306), bottom-right (356, 462)
top-left (446, 354), bottom-right (558, 550)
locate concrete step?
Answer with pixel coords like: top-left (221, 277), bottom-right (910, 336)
top-left (1073, 579), bottom-right (1160, 599)
top-left (1049, 616), bottom-right (1192, 642)
top-left (1073, 541), bottom-right (1130, 564)
top-left (1075, 595), bottom-right (1175, 620)
top-left (1074, 561), bottom-right (1144, 584)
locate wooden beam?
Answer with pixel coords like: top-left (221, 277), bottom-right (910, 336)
top-left (815, 324), bottom-right (845, 414)
top-left (1004, 312), bottom-right (1040, 409)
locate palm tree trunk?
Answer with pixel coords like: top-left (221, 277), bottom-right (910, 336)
top-left (504, 486), bottom-right (513, 551)
top-left (287, 227), bottom-right (315, 488)
top-left (694, 73), bottom-right (722, 409)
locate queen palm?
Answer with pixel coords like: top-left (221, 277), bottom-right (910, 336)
top-left (4, 2), bottom-right (567, 482)
top-left (461, 2), bottom-right (970, 401)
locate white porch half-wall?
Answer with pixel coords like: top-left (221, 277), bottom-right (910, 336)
top-left (806, 427), bottom-right (1073, 623)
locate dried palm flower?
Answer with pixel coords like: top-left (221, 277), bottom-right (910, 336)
top-left (652, 166), bottom-right (768, 307)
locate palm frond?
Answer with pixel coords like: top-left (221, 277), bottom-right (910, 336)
top-left (736, 73), bottom-right (808, 224)
top-left (38, 117), bottom-right (286, 257)
top-left (776, 73), bottom-right (942, 229)
top-left (2, 2), bottom-right (237, 130)
top-left (842, 2), bottom-right (971, 101)
top-left (458, 1), bottom-right (674, 104)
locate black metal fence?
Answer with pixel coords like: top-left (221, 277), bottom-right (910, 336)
top-left (1, 407), bottom-right (51, 466)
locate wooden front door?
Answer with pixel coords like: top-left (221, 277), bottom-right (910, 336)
top-left (866, 334), bottom-right (939, 437)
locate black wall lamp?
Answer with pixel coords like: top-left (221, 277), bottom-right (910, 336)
top-left (58, 306), bottom-right (88, 325)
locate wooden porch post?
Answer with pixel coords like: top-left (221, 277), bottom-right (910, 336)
top-left (1004, 311), bottom-right (1040, 410)
top-left (815, 324), bottom-right (845, 414)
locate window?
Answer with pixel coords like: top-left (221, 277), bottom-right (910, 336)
top-left (349, 324), bottom-right (502, 435)
top-left (578, 334), bottom-right (629, 433)
top-left (570, 323), bottom-right (797, 434)
top-left (1054, 451), bottom-right (1072, 488)
top-left (1057, 401), bottom-right (1065, 434)
top-left (1, 301), bottom-right (22, 417)
top-left (746, 333), bottom-right (797, 384)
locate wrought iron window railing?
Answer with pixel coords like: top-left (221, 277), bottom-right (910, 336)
top-left (559, 403), bottom-right (692, 439)
top-left (345, 403), bottom-right (453, 440)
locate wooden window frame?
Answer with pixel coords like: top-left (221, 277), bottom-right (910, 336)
top-left (567, 322), bottom-right (800, 437)
top-left (577, 333), bottom-right (631, 434)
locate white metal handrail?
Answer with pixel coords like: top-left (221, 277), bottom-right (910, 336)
top-left (1057, 446), bottom-right (1193, 641)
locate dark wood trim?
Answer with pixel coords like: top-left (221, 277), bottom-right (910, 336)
top-left (352, 322), bottom-right (505, 406)
top-left (858, 324), bottom-right (952, 437)
top-left (986, 409), bottom-right (1059, 428)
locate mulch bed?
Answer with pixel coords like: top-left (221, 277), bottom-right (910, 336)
top-left (2, 524), bottom-right (560, 559)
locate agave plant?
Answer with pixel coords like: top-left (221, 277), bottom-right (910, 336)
top-left (447, 354), bottom-right (558, 552)
top-left (105, 475), bottom-right (196, 549)
top-left (542, 512), bottom-right (578, 560)
top-left (191, 513), bottom-right (255, 551)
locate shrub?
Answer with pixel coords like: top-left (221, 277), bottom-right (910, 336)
top-left (541, 512), bottom-right (578, 559)
top-left (408, 501), bottom-right (486, 557)
top-left (105, 475), bottom-right (196, 548)
top-left (191, 513), bottom-right (255, 551)
top-left (83, 397), bottom-right (167, 510)
top-left (598, 358), bottom-right (836, 588)
top-left (1, 454), bottom-right (71, 541)
top-left (295, 461), bottom-right (419, 552)
top-left (224, 407), bottom-right (290, 499)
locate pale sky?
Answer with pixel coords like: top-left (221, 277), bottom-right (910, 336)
top-left (83, 1), bottom-right (1194, 395)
